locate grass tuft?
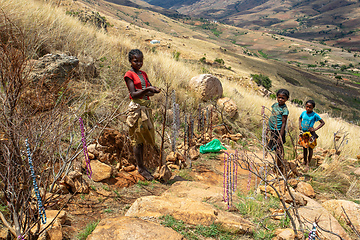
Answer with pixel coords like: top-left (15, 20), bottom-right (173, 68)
top-left (77, 220), bottom-right (100, 240)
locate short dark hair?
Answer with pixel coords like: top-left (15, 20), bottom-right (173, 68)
top-left (128, 49), bottom-right (143, 62)
top-left (306, 100), bottom-right (315, 108)
top-left (276, 89), bottom-right (289, 99)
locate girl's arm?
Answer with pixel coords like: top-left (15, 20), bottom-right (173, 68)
top-left (280, 115), bottom-right (288, 138)
top-left (314, 119), bottom-right (325, 132)
top-left (125, 77), bottom-right (160, 99)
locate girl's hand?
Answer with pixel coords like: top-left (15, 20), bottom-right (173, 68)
top-left (148, 86), bottom-right (160, 93)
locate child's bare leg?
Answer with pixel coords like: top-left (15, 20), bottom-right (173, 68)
top-left (303, 147), bottom-right (308, 166)
top-left (308, 148), bottom-right (313, 165)
top-left (134, 144), bottom-right (154, 181)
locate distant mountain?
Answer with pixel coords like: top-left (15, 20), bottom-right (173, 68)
top-left (142, 0), bottom-right (198, 9)
top-left (104, 0), bottom-right (184, 18)
top-left (142, 0), bottom-right (360, 50)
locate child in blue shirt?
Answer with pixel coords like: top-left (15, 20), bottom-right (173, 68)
top-left (267, 89), bottom-right (289, 174)
top-left (298, 100), bottom-right (325, 169)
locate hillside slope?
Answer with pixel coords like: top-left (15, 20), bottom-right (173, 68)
top-left (144, 0), bottom-right (360, 50)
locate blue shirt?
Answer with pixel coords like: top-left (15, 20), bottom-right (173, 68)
top-left (268, 103), bottom-right (289, 130)
top-left (300, 111), bottom-right (321, 131)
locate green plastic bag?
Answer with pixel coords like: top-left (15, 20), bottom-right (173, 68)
top-left (199, 139), bottom-right (227, 154)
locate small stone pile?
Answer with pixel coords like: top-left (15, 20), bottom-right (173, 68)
top-left (165, 151), bottom-right (186, 170)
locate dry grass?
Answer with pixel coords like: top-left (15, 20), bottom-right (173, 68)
top-left (1, 0), bottom-right (360, 159)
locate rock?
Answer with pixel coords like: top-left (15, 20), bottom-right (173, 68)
top-left (115, 170), bottom-right (145, 188)
top-left (217, 97), bottom-right (238, 118)
top-left (295, 182), bottom-right (315, 198)
top-left (166, 152), bottom-right (177, 162)
top-left (168, 164), bottom-right (180, 170)
top-left (162, 181), bottom-right (227, 209)
top-left (91, 160), bottom-right (112, 182)
top-left (189, 74), bottom-right (223, 101)
top-left (123, 165), bottom-right (136, 172)
top-left (29, 54), bottom-right (79, 86)
top-left (78, 55), bottom-right (99, 79)
top-left (0, 227), bottom-right (8, 239)
top-left (88, 152), bottom-right (95, 160)
top-left (189, 146), bottom-right (199, 160)
top-left (154, 165), bottom-right (172, 182)
top-left (31, 210), bottom-right (66, 240)
top-left (276, 228), bottom-right (295, 240)
top-left (354, 167), bottom-right (360, 176)
top-left (322, 200), bottom-right (360, 233)
top-left (25, 54), bottom-right (79, 110)
top-left (283, 191), bottom-right (307, 207)
top-left (76, 10), bottom-right (108, 30)
top-left (294, 194), bottom-right (351, 240)
top-left (357, 154), bottom-right (360, 160)
top-left (125, 195), bottom-right (253, 234)
top-left (63, 171), bottom-right (89, 194)
top-left (287, 179), bottom-right (299, 188)
top-left (87, 216), bottom-right (183, 240)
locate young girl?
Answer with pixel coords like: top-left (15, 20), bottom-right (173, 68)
top-left (124, 49), bottom-right (160, 180)
top-left (267, 89), bottom-right (289, 175)
top-left (298, 100), bottom-right (325, 170)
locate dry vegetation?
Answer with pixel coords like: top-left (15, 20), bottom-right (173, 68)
top-left (1, 0), bottom-right (359, 155)
top-left (1, 0), bottom-right (360, 239)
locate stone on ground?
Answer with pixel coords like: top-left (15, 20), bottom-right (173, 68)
top-left (87, 216), bottom-right (184, 240)
top-left (217, 97), bottom-right (238, 118)
top-left (275, 228), bottom-right (295, 240)
top-left (322, 199), bottom-right (360, 233)
top-left (91, 160), bottom-right (112, 182)
top-left (295, 181), bottom-right (315, 198)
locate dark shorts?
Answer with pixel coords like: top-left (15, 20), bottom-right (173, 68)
top-left (267, 130), bottom-right (286, 151)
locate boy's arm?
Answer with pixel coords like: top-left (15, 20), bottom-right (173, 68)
top-left (298, 117), bottom-right (302, 131)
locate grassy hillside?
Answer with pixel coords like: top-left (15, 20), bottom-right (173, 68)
top-left (155, 0), bottom-right (360, 51)
top-left (1, 0), bottom-right (360, 158)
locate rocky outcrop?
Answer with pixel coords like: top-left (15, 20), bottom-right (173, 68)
top-left (295, 194), bottom-right (351, 240)
top-left (217, 97), bottom-right (238, 118)
top-left (189, 74), bottom-right (223, 101)
top-left (87, 216), bottom-right (184, 240)
top-left (25, 54), bottom-right (79, 110)
top-left (68, 10), bottom-right (108, 30)
top-left (322, 199), bottom-right (360, 233)
top-left (125, 181), bottom-right (254, 234)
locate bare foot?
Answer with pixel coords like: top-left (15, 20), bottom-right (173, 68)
top-left (304, 165), bottom-right (309, 172)
top-left (138, 168), bottom-right (154, 181)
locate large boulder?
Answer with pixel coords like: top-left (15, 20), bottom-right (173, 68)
top-left (87, 216), bottom-right (184, 240)
top-left (125, 181), bottom-right (254, 234)
top-left (189, 74), bottom-right (223, 101)
top-left (29, 54), bottom-right (79, 86)
top-left (217, 97), bottom-right (238, 118)
top-left (25, 54), bottom-right (79, 110)
top-left (322, 200), bottom-right (360, 233)
top-left (294, 194), bottom-right (351, 240)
